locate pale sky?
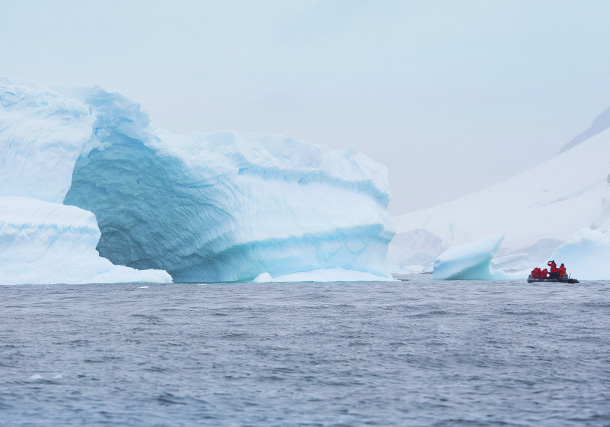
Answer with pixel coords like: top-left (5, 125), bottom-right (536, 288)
top-left (2, 0), bottom-right (610, 214)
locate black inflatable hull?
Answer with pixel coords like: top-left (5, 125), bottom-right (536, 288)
top-left (527, 275), bottom-right (579, 284)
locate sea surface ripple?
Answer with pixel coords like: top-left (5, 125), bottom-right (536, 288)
top-left (0, 279), bottom-right (609, 426)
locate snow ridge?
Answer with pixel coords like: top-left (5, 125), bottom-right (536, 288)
top-left (559, 106), bottom-right (610, 154)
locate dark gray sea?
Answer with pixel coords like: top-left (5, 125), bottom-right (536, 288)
top-left (0, 278), bottom-right (609, 426)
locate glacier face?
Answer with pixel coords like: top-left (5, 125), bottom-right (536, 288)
top-left (54, 87), bottom-right (394, 282)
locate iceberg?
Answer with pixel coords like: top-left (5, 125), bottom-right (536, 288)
top-left (62, 87), bottom-right (394, 282)
top-left (550, 228), bottom-right (610, 280)
top-left (0, 78), bottom-right (95, 203)
top-left (0, 79), bottom-right (170, 284)
top-left (1, 78), bottom-right (394, 283)
top-left (432, 234), bottom-right (516, 280)
top-left (0, 197), bottom-right (170, 285)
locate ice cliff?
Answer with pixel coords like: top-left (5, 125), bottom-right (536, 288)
top-left (1, 78), bottom-right (394, 283)
top-left (0, 78), bottom-right (170, 284)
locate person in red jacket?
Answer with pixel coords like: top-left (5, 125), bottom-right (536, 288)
top-left (548, 260), bottom-right (559, 279)
top-left (558, 263), bottom-right (567, 277)
top-left (540, 268), bottom-right (549, 279)
top-left (531, 267), bottom-right (542, 278)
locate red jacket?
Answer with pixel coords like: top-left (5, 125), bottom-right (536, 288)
top-left (559, 266), bottom-right (567, 276)
top-left (548, 261), bottom-right (558, 273)
top-left (541, 268), bottom-right (549, 278)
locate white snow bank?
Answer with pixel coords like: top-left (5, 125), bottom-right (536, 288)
top-left (433, 234), bottom-right (524, 280)
top-left (0, 197), bottom-right (171, 285)
top-left (549, 228), bottom-right (610, 280)
top-left (252, 268), bottom-right (394, 282)
top-left (391, 123), bottom-right (610, 275)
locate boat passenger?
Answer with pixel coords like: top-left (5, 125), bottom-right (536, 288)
top-left (558, 263), bottom-right (567, 277)
top-left (531, 267), bottom-right (542, 278)
top-left (548, 260), bottom-right (559, 279)
top-left (540, 268), bottom-right (549, 279)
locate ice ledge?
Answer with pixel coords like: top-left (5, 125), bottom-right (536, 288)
top-left (253, 268), bottom-right (395, 283)
top-left (0, 197), bottom-right (171, 285)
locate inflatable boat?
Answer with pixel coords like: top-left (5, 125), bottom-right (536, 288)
top-left (527, 275), bottom-right (579, 284)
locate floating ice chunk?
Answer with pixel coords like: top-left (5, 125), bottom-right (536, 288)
top-left (433, 234), bottom-right (512, 280)
top-left (28, 374), bottom-right (43, 381)
top-left (253, 268), bottom-right (394, 282)
top-left (550, 228), bottom-right (610, 280)
top-left (252, 272), bottom-right (274, 283)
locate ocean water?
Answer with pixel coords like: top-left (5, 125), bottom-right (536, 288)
top-left (0, 278), bottom-right (609, 426)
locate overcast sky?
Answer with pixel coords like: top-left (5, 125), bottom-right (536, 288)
top-left (2, 0), bottom-right (610, 214)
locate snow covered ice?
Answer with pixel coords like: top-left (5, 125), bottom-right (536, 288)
top-left (0, 79), bottom-right (169, 285)
top-left (9, 76), bottom-right (609, 283)
top-left (0, 79), bottom-right (95, 203)
top-left (390, 118), bottom-right (610, 278)
top-left (252, 268), bottom-right (395, 283)
top-left (0, 78), bottom-right (394, 284)
top-left (0, 197), bottom-right (170, 285)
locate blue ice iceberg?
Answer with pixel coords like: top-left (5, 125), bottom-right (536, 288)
top-left (63, 88), bottom-right (394, 282)
top-left (433, 234), bottom-right (512, 280)
top-left (0, 79), bottom-right (169, 284)
top-left (1, 78), bottom-right (394, 283)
